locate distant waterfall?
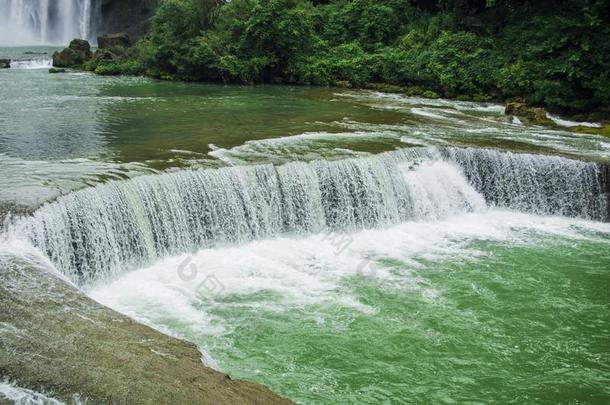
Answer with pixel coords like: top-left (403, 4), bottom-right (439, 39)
top-left (7, 147), bottom-right (609, 284)
top-left (0, 0), bottom-right (101, 46)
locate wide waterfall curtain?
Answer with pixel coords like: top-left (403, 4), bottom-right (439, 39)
top-left (0, 0), bottom-right (101, 46)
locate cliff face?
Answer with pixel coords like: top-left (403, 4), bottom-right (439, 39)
top-left (99, 0), bottom-right (160, 40)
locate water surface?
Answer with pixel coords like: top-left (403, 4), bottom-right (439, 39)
top-left (2, 49), bottom-right (608, 208)
top-left (1, 46), bottom-right (609, 405)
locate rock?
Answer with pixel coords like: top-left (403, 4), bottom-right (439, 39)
top-left (52, 38), bottom-right (92, 68)
top-left (52, 48), bottom-right (80, 67)
top-left (100, 0), bottom-right (159, 41)
top-left (85, 45), bottom-right (131, 73)
top-left (68, 38), bottom-right (92, 57)
top-left (0, 255), bottom-right (293, 405)
top-left (505, 101), bottom-right (529, 117)
top-left (0, 59), bottom-right (10, 68)
top-left (48, 68), bottom-right (66, 74)
top-left (334, 80), bottom-right (352, 88)
top-left (98, 32), bottom-right (131, 49)
top-left (505, 101), bottom-right (553, 126)
top-left (529, 107), bottom-right (549, 122)
top-left (91, 48), bottom-right (119, 65)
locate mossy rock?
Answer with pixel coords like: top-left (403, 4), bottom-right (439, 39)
top-left (52, 39), bottom-right (92, 68)
top-left (48, 68), bottom-right (66, 74)
top-left (68, 38), bottom-right (92, 57)
top-left (505, 101), bottom-right (554, 126)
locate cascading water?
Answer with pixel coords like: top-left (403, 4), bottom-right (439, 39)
top-left (0, 0), bottom-right (101, 46)
top-left (6, 147), bottom-right (608, 285)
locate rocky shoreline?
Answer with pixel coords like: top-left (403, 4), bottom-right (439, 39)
top-left (0, 255), bottom-right (292, 404)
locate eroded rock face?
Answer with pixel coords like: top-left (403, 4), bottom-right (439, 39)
top-left (100, 0), bottom-right (160, 41)
top-left (0, 256), bottom-right (292, 405)
top-left (98, 32), bottom-right (131, 49)
top-left (52, 39), bottom-right (93, 68)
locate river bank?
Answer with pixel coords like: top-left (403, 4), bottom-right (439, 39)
top-left (45, 34), bottom-right (610, 138)
top-left (0, 250), bottom-right (292, 404)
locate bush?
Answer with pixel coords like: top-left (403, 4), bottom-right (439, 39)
top-left (94, 60), bottom-right (143, 76)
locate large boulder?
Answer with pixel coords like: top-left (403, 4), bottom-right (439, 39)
top-left (98, 32), bottom-right (131, 49)
top-left (0, 58), bottom-right (10, 68)
top-left (68, 38), bottom-right (92, 57)
top-left (505, 101), bottom-right (553, 125)
top-left (52, 39), bottom-right (92, 68)
top-left (505, 101), bottom-right (529, 117)
top-left (52, 48), bottom-right (81, 67)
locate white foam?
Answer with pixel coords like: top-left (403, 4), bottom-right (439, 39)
top-left (208, 130), bottom-right (397, 164)
top-left (337, 91), bottom-right (505, 114)
top-left (410, 108), bottom-right (451, 121)
top-left (331, 93), bottom-right (610, 161)
top-left (88, 209), bottom-right (610, 343)
top-left (0, 379), bottom-right (74, 405)
top-left (547, 113), bottom-right (602, 128)
top-left (9, 58), bottom-right (52, 69)
top-left (399, 161), bottom-right (487, 219)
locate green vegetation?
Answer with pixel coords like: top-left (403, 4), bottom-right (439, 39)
top-left (96, 0), bottom-right (610, 115)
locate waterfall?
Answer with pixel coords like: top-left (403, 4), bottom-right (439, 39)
top-left (6, 147), bottom-right (609, 284)
top-left (0, 0), bottom-right (101, 46)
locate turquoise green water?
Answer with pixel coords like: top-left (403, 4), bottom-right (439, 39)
top-left (2, 48), bottom-right (609, 208)
top-left (2, 46), bottom-right (610, 404)
top-left (90, 214), bottom-right (610, 404)
top-left (215, 241), bottom-right (610, 403)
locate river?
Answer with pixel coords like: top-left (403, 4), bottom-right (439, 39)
top-left (1, 48), bottom-right (609, 404)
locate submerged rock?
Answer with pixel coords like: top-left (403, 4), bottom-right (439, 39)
top-left (0, 59), bottom-right (10, 69)
top-left (0, 256), bottom-right (292, 404)
top-left (48, 68), bottom-right (66, 74)
top-left (98, 32), bottom-right (131, 49)
top-left (52, 39), bottom-right (92, 68)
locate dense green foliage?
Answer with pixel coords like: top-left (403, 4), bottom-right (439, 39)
top-left (101, 0), bottom-right (610, 114)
